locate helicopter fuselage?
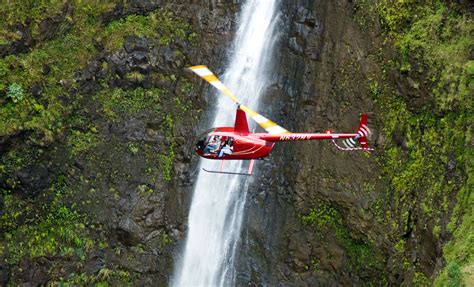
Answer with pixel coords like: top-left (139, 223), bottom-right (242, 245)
top-left (195, 126), bottom-right (360, 160)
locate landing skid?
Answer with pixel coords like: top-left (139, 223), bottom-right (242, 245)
top-left (202, 168), bottom-right (252, 176)
top-left (202, 159), bottom-right (255, 176)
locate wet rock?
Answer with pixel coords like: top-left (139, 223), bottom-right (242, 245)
top-left (0, 24), bottom-right (33, 57)
top-left (100, 1), bottom-right (161, 24)
top-left (0, 265), bottom-right (10, 286)
top-left (0, 1), bottom-right (241, 285)
top-left (117, 217), bottom-right (143, 246)
top-left (289, 37), bottom-right (304, 54)
top-left (114, 118), bottom-right (147, 141)
top-left (15, 164), bottom-right (50, 196)
top-left (124, 36), bottom-right (150, 53)
top-left (29, 85), bottom-right (43, 98)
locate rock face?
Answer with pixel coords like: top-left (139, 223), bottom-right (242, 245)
top-left (234, 1), bottom-right (385, 283)
top-left (232, 0), bottom-right (467, 286)
top-left (0, 1), bottom-right (239, 285)
top-left (0, 0), bottom-right (469, 285)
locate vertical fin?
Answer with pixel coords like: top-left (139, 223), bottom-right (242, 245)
top-left (356, 114), bottom-right (370, 150)
top-left (234, 108), bottom-right (250, 134)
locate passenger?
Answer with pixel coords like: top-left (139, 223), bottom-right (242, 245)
top-left (215, 136), bottom-right (227, 154)
top-left (218, 138), bottom-right (234, 157)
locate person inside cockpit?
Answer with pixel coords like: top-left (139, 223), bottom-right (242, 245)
top-left (218, 137), bottom-right (234, 157)
top-left (204, 135), bottom-right (221, 155)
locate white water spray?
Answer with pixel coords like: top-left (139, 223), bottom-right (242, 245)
top-left (173, 1), bottom-right (280, 286)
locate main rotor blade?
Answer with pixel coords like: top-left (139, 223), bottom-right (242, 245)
top-left (188, 65), bottom-right (290, 135)
top-left (188, 65), bottom-right (239, 103)
top-left (238, 104), bottom-right (289, 135)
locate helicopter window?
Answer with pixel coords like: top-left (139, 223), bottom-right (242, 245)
top-left (203, 135), bottom-right (222, 155)
top-left (195, 132), bottom-right (235, 157)
top-left (218, 137), bottom-right (234, 158)
top-left (195, 129), bottom-right (215, 152)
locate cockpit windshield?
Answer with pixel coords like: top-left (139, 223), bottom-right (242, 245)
top-left (195, 129), bottom-right (215, 151)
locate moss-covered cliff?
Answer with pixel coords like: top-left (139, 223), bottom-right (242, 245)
top-left (237, 0), bottom-right (472, 286)
top-left (0, 0), bottom-right (238, 285)
top-left (0, 0), bottom-right (472, 286)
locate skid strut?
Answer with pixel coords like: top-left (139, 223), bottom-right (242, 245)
top-left (247, 159), bottom-right (255, 175)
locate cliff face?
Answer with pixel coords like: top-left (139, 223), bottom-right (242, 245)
top-left (0, 0), bottom-right (472, 286)
top-left (0, 1), bottom-right (239, 285)
top-left (236, 0), bottom-right (472, 286)
top-left (236, 1), bottom-right (389, 285)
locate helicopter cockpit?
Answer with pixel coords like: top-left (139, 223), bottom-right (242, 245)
top-left (195, 129), bottom-right (235, 157)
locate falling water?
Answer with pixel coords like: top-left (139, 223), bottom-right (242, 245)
top-left (172, 1), bottom-right (280, 286)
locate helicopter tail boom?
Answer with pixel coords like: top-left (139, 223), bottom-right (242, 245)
top-left (258, 114), bottom-right (373, 151)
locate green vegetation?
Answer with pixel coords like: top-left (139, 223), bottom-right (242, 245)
top-left (0, 2), bottom-right (195, 144)
top-left (96, 86), bottom-right (193, 181)
top-left (160, 231), bottom-right (172, 248)
top-left (67, 129), bottom-right (99, 157)
top-left (1, 205), bottom-right (93, 265)
top-left (359, 0), bottom-right (473, 285)
top-left (54, 266), bottom-right (133, 286)
top-left (99, 87), bottom-right (164, 119)
top-left (0, 179), bottom-right (98, 282)
top-left (1, 1), bottom-right (199, 284)
top-left (102, 11), bottom-right (194, 51)
top-left (0, 1), bottom-right (113, 141)
top-left (0, 1), bottom-right (71, 44)
top-left (376, 1), bottom-right (472, 110)
top-left (301, 202), bottom-right (383, 274)
top-left (6, 83), bottom-right (24, 103)
top-left (301, 204), bottom-right (338, 229)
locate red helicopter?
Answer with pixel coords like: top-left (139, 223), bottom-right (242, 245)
top-left (189, 65), bottom-right (373, 175)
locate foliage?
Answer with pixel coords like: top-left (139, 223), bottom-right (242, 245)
top-left (301, 204), bottom-right (338, 228)
top-left (436, 261), bottom-right (462, 287)
top-left (67, 129), bottom-right (99, 157)
top-left (0, 2), bottom-right (199, 284)
top-left (101, 11), bottom-right (193, 51)
top-left (0, 3), bottom-right (194, 143)
top-left (98, 86), bottom-right (191, 181)
top-left (365, 0), bottom-right (474, 284)
top-left (158, 115), bottom-right (176, 181)
top-left (376, 1), bottom-right (473, 111)
top-left (0, 181), bottom-right (94, 266)
top-left (6, 83), bottom-right (24, 103)
top-left (159, 231), bottom-right (172, 248)
top-left (101, 13), bottom-right (158, 51)
top-left (99, 87), bottom-right (164, 118)
top-left (301, 202), bottom-right (383, 273)
top-left (54, 267), bottom-right (133, 286)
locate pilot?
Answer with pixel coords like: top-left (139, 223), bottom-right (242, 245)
top-left (204, 135), bottom-right (220, 154)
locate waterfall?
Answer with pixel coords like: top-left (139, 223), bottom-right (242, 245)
top-left (172, 1), bottom-right (280, 286)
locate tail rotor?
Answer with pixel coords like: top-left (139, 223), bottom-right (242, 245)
top-left (333, 114), bottom-right (374, 151)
